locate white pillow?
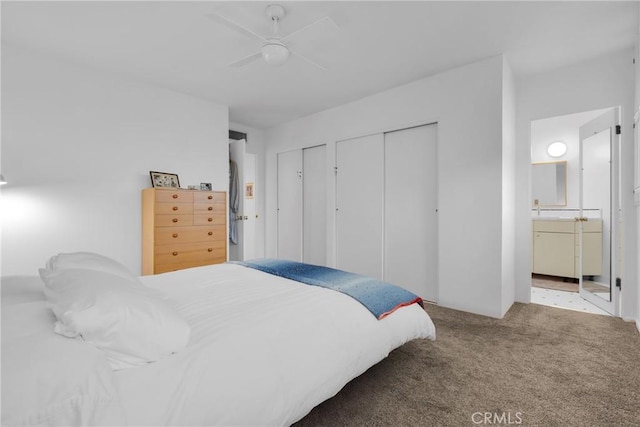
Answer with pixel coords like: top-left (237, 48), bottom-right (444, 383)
top-left (39, 268), bottom-right (191, 370)
top-left (46, 252), bottom-right (139, 283)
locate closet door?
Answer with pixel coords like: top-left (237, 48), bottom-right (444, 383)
top-left (229, 139), bottom-right (258, 262)
top-left (384, 124), bottom-right (438, 301)
top-left (303, 145), bottom-right (326, 265)
top-left (277, 150), bottom-right (303, 261)
top-left (336, 134), bottom-right (384, 280)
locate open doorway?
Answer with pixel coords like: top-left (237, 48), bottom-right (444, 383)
top-left (530, 108), bottom-right (621, 316)
top-left (229, 131), bottom-right (257, 262)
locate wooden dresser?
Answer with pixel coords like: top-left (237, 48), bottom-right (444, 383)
top-left (142, 188), bottom-right (227, 275)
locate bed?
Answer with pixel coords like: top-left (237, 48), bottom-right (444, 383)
top-left (1, 254), bottom-right (436, 426)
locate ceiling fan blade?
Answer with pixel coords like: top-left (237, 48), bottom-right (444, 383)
top-left (229, 51), bottom-right (262, 68)
top-left (206, 13), bottom-right (266, 42)
top-left (291, 49), bottom-right (326, 71)
top-left (281, 16), bottom-right (339, 42)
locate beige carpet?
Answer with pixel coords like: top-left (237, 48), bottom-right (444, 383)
top-left (294, 302), bottom-right (640, 426)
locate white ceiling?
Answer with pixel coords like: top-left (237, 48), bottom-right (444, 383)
top-left (2, 1), bottom-right (638, 129)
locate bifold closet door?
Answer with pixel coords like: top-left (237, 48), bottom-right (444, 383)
top-left (336, 134), bottom-right (384, 280)
top-left (277, 146), bottom-right (327, 263)
top-left (384, 124), bottom-right (438, 301)
top-left (303, 145), bottom-right (326, 265)
top-left (277, 150), bottom-right (303, 261)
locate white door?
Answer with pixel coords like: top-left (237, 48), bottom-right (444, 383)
top-left (336, 134), bottom-right (384, 280)
top-left (303, 145), bottom-right (326, 265)
top-left (277, 150), bottom-right (303, 261)
top-left (243, 153), bottom-right (256, 260)
top-left (229, 139), bottom-right (256, 261)
top-left (578, 108), bottom-right (619, 315)
top-left (384, 124), bottom-right (438, 301)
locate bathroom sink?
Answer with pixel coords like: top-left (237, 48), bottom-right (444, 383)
top-left (532, 217), bottom-right (574, 221)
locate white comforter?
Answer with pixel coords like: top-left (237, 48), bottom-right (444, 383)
top-left (1, 277), bottom-right (125, 426)
top-left (117, 263), bottom-right (436, 426)
top-left (2, 263), bottom-right (435, 426)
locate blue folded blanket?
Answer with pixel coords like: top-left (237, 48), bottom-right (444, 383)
top-left (235, 259), bottom-right (422, 319)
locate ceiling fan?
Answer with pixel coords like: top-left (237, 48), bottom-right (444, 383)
top-left (207, 4), bottom-right (338, 70)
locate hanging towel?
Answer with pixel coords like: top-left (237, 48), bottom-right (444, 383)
top-left (229, 159), bottom-right (239, 245)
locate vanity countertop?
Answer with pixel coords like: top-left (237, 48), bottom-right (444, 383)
top-left (532, 217), bottom-right (575, 221)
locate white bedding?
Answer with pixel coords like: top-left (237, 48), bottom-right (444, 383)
top-left (1, 277), bottom-right (125, 426)
top-left (117, 263), bottom-right (435, 426)
top-left (2, 263), bottom-right (435, 426)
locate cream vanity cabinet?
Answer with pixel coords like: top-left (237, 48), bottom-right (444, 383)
top-left (532, 219), bottom-right (602, 279)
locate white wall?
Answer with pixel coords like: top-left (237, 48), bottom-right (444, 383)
top-left (515, 48), bottom-right (637, 322)
top-left (635, 6), bottom-right (640, 332)
top-left (501, 59), bottom-right (516, 315)
top-left (1, 44), bottom-right (229, 276)
top-left (531, 109), bottom-right (608, 209)
top-left (228, 121), bottom-right (266, 259)
top-left (264, 55), bottom-right (514, 318)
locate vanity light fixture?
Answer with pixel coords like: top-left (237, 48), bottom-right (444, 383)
top-left (547, 141), bottom-right (567, 158)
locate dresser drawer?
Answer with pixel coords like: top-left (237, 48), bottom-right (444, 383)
top-left (154, 190), bottom-right (194, 203)
top-left (194, 191), bottom-right (225, 203)
top-left (155, 214), bottom-right (194, 227)
top-left (193, 203), bottom-right (225, 214)
top-left (155, 225), bottom-right (225, 244)
top-left (155, 202), bottom-right (194, 215)
top-left (194, 213), bottom-right (225, 226)
top-left (155, 241), bottom-right (226, 265)
top-left (154, 255), bottom-right (227, 274)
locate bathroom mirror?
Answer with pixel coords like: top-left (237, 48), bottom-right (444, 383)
top-left (532, 161), bottom-right (567, 206)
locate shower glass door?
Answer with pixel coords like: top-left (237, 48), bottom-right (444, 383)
top-left (578, 108), bottom-right (619, 315)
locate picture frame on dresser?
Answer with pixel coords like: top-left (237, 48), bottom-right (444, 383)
top-left (150, 171), bottom-right (180, 188)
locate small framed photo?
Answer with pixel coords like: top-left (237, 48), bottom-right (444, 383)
top-left (150, 171), bottom-right (180, 188)
top-left (245, 182), bottom-right (254, 199)
top-left (200, 182), bottom-right (212, 191)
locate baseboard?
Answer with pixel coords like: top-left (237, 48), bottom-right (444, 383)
top-left (620, 316), bottom-right (640, 334)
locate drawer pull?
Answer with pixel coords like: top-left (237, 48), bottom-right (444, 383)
top-left (172, 206), bottom-right (178, 211)
top-left (207, 248), bottom-right (213, 252)
top-left (172, 218), bottom-right (178, 223)
top-left (172, 194), bottom-right (179, 199)
top-left (208, 206), bottom-right (213, 211)
top-left (208, 195), bottom-right (213, 200)
top-left (172, 251), bottom-right (178, 256)
top-left (172, 233), bottom-right (178, 238)
top-left (208, 231), bottom-right (213, 236)
top-left (207, 217), bottom-right (213, 222)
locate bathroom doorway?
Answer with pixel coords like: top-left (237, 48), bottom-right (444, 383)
top-left (530, 107), bottom-right (621, 316)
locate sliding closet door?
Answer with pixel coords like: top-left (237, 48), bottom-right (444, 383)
top-left (384, 124), bottom-right (438, 301)
top-left (277, 150), bottom-right (302, 261)
top-left (336, 134), bottom-right (384, 280)
top-left (303, 145), bottom-right (326, 265)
